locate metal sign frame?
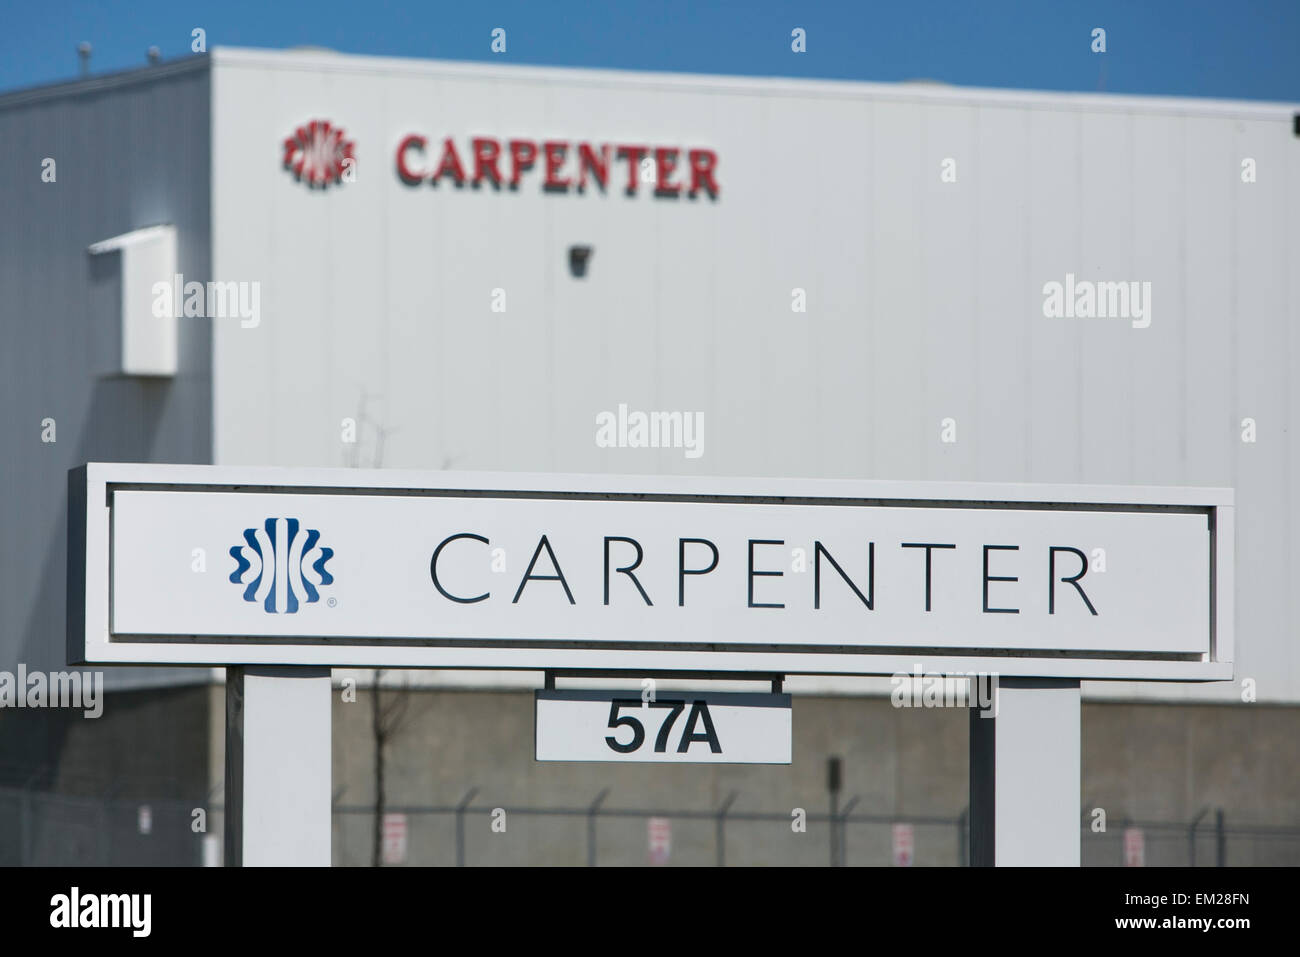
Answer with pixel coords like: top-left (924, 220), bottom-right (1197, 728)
top-left (68, 462), bottom-right (1233, 681)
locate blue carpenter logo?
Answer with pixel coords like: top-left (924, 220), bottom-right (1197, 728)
top-left (229, 518), bottom-right (335, 614)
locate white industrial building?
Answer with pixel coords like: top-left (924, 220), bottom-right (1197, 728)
top-left (1, 46), bottom-right (1298, 864)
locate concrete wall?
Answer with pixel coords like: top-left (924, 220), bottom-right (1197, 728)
top-left (0, 683), bottom-right (211, 797)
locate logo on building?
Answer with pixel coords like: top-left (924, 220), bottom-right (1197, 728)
top-left (229, 518), bottom-right (335, 613)
top-left (282, 120), bottom-right (356, 189)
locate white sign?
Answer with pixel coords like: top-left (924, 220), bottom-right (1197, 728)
top-left (535, 690), bottom-right (792, 763)
top-left (382, 812), bottom-right (407, 865)
top-left (893, 822), bottom-right (914, 866)
top-left (1124, 827), bottom-right (1145, 867)
top-left (69, 464), bottom-right (1233, 680)
top-left (648, 817), bottom-right (672, 866)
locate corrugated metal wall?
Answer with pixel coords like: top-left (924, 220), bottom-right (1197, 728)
top-left (199, 51), bottom-right (1293, 703)
top-left (0, 61), bottom-right (213, 689)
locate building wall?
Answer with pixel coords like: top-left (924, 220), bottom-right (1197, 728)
top-left (0, 60), bottom-right (216, 808)
top-left (211, 48), bottom-right (1300, 703)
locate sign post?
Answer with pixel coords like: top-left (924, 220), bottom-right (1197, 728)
top-left (223, 666), bottom-right (331, 867)
top-left (68, 464), bottom-right (1232, 867)
top-left (969, 679), bottom-right (1081, 866)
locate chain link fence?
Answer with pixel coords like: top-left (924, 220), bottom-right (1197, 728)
top-left (335, 798), bottom-right (1296, 867)
top-left (3, 785), bottom-right (1297, 866)
top-left (0, 787), bottom-right (215, 866)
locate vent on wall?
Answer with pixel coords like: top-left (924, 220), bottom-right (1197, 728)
top-left (87, 225), bottom-right (177, 377)
top-left (569, 244), bottom-right (593, 278)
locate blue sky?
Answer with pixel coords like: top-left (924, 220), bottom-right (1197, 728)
top-left (1, 0), bottom-right (1296, 102)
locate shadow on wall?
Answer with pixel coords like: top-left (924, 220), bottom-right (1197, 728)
top-left (4, 376), bottom-right (171, 792)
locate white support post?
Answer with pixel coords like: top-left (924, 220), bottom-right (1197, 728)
top-left (225, 666), bottom-right (333, 866)
top-left (969, 678), bottom-right (1081, 867)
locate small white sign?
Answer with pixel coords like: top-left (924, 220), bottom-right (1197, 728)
top-left (1124, 827), bottom-right (1145, 867)
top-left (137, 804), bottom-right (152, 836)
top-left (535, 690), bottom-right (792, 763)
top-left (382, 812), bottom-right (408, 865)
top-left (648, 817), bottom-right (672, 866)
top-left (892, 823), bottom-right (914, 866)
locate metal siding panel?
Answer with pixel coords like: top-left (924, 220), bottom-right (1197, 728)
top-left (1130, 112), bottom-right (1187, 485)
top-left (707, 93), bottom-right (767, 473)
top-left (1289, 118), bottom-right (1300, 702)
top-left (756, 95), bottom-right (822, 477)
top-left (1026, 108), bottom-right (1084, 482)
top-left (1183, 115), bottom-right (1236, 487)
top-left (809, 97), bottom-right (873, 481)
top-left (1233, 116), bottom-right (1293, 702)
top-left (549, 83), bottom-right (659, 474)
top-left (211, 64), bottom-right (275, 467)
top-left (870, 100), bottom-right (927, 480)
top-left (315, 70), bottom-right (393, 468)
top-left (922, 103), bottom-right (978, 482)
top-left (1077, 110), bottom-right (1135, 486)
top-left (974, 105), bottom-right (1033, 482)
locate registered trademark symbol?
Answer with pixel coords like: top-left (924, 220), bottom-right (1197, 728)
top-left (327, 597), bottom-right (337, 608)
